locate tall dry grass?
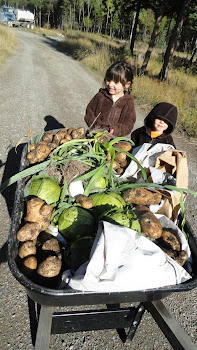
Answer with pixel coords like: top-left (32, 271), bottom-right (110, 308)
top-left (60, 31), bottom-right (197, 138)
top-left (0, 24), bottom-right (17, 65)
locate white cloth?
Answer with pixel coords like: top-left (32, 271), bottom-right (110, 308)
top-left (121, 143), bottom-right (174, 180)
top-left (67, 217), bottom-right (191, 292)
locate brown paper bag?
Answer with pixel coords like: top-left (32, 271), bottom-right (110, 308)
top-left (155, 150), bottom-right (188, 221)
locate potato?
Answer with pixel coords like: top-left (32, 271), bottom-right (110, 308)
top-left (113, 141), bottom-right (132, 152)
top-left (27, 143), bottom-right (52, 164)
top-left (60, 134), bottom-right (72, 143)
top-left (106, 151), bottom-right (111, 161)
top-left (24, 198), bottom-right (54, 231)
top-left (116, 167), bottom-right (124, 175)
top-left (42, 130), bottom-right (55, 143)
top-left (67, 128), bottom-right (74, 135)
top-left (120, 160), bottom-right (128, 168)
top-left (115, 151), bottom-right (127, 163)
top-left (17, 222), bottom-right (41, 242)
top-left (135, 205), bottom-right (162, 239)
top-left (122, 188), bottom-right (162, 205)
top-left (75, 194), bottom-right (93, 209)
top-left (29, 143), bottom-right (36, 151)
top-left (97, 134), bottom-right (111, 143)
top-left (162, 248), bottom-right (188, 266)
top-left (71, 127), bottom-right (86, 139)
top-left (18, 241), bottom-right (36, 258)
top-left (53, 129), bottom-right (68, 143)
top-left (37, 256), bottom-right (61, 277)
top-left (23, 256), bottom-right (37, 270)
top-left (107, 159), bottom-right (120, 170)
top-left (42, 238), bottom-right (60, 252)
top-left (159, 229), bottom-right (181, 251)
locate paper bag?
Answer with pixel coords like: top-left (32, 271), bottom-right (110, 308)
top-left (155, 150), bottom-right (188, 221)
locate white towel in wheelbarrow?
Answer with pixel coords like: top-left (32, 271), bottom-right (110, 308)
top-left (68, 217), bottom-right (192, 292)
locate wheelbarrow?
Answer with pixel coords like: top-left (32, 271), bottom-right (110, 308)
top-left (7, 144), bottom-right (197, 350)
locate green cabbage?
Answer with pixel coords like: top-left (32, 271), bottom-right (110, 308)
top-left (90, 192), bottom-right (125, 216)
top-left (67, 236), bottom-right (95, 271)
top-left (100, 207), bottom-right (141, 233)
top-left (28, 178), bottom-right (61, 205)
top-left (58, 206), bottom-right (96, 241)
top-left (94, 176), bottom-right (108, 189)
top-left (101, 208), bottom-right (130, 228)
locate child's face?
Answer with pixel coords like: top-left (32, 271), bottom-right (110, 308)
top-left (106, 80), bottom-right (130, 98)
top-left (154, 118), bottom-right (168, 133)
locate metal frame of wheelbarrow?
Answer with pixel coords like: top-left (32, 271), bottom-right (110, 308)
top-left (7, 144), bottom-right (197, 350)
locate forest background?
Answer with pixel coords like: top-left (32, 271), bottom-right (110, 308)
top-left (0, 0), bottom-right (197, 137)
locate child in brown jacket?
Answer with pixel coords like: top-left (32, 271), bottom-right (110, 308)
top-left (84, 61), bottom-right (136, 137)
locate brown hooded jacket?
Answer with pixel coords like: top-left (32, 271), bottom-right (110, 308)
top-left (84, 88), bottom-right (136, 136)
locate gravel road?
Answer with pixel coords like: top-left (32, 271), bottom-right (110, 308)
top-left (0, 29), bottom-right (197, 350)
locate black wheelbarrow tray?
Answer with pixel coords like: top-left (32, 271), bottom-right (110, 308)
top-left (7, 145), bottom-right (197, 350)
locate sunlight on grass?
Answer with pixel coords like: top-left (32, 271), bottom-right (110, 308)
top-left (59, 31), bottom-right (197, 138)
top-left (0, 25), bottom-right (17, 65)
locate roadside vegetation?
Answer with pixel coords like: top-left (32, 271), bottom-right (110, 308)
top-left (59, 30), bottom-right (197, 139)
top-left (0, 24), bottom-right (17, 65)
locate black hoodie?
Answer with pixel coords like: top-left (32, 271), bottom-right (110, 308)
top-left (131, 102), bottom-right (177, 148)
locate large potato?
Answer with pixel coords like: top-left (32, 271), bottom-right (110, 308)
top-left (135, 205), bottom-right (162, 239)
top-left (37, 256), bottom-right (62, 278)
top-left (162, 248), bottom-right (188, 266)
top-left (122, 188), bottom-right (162, 205)
top-left (17, 222), bottom-right (41, 242)
top-left (23, 256), bottom-right (37, 270)
top-left (113, 141), bottom-right (132, 152)
top-left (18, 240), bottom-right (36, 258)
top-left (159, 229), bottom-right (181, 251)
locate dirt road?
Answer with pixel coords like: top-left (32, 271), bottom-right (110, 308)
top-left (0, 29), bottom-right (197, 350)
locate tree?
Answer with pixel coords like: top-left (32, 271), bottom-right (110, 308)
top-left (130, 0), bottom-right (141, 56)
top-left (110, 9), bottom-right (119, 39)
top-left (140, 0), bottom-right (165, 75)
top-left (158, 0), bottom-right (191, 80)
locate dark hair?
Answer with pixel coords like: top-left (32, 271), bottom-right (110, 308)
top-left (104, 61), bottom-right (134, 94)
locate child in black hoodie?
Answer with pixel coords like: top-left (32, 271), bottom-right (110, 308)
top-left (131, 102), bottom-right (177, 149)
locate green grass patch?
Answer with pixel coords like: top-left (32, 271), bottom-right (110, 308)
top-left (0, 24), bottom-right (17, 65)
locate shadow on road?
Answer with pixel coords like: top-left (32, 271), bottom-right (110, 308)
top-left (0, 115), bottom-right (65, 264)
top-left (41, 35), bottom-right (69, 55)
top-left (44, 115), bottom-right (65, 131)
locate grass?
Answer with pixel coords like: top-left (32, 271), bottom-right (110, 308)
top-left (0, 24), bottom-right (17, 65)
top-left (59, 30), bottom-right (197, 138)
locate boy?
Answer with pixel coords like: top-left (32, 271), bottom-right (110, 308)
top-left (131, 102), bottom-right (177, 148)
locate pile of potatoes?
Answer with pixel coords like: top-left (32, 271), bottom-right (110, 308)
top-left (122, 187), bottom-right (188, 266)
top-left (107, 141), bottom-right (132, 175)
top-left (27, 127), bottom-right (86, 164)
top-left (16, 197), bottom-right (63, 283)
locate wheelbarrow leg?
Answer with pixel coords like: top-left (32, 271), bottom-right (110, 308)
top-left (144, 300), bottom-right (197, 350)
top-left (35, 305), bottom-right (54, 350)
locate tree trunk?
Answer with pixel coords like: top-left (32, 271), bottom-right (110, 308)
top-left (140, 1), bottom-right (165, 75)
top-left (130, 1), bottom-right (141, 57)
top-left (130, 11), bottom-right (136, 41)
top-left (73, 0), bottom-right (76, 30)
top-left (70, 3), bottom-right (72, 32)
top-left (189, 39), bottom-right (197, 65)
top-left (39, 9), bottom-right (42, 28)
top-left (158, 0), bottom-right (191, 80)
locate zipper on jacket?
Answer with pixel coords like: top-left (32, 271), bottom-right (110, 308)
top-left (108, 102), bottom-right (116, 126)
